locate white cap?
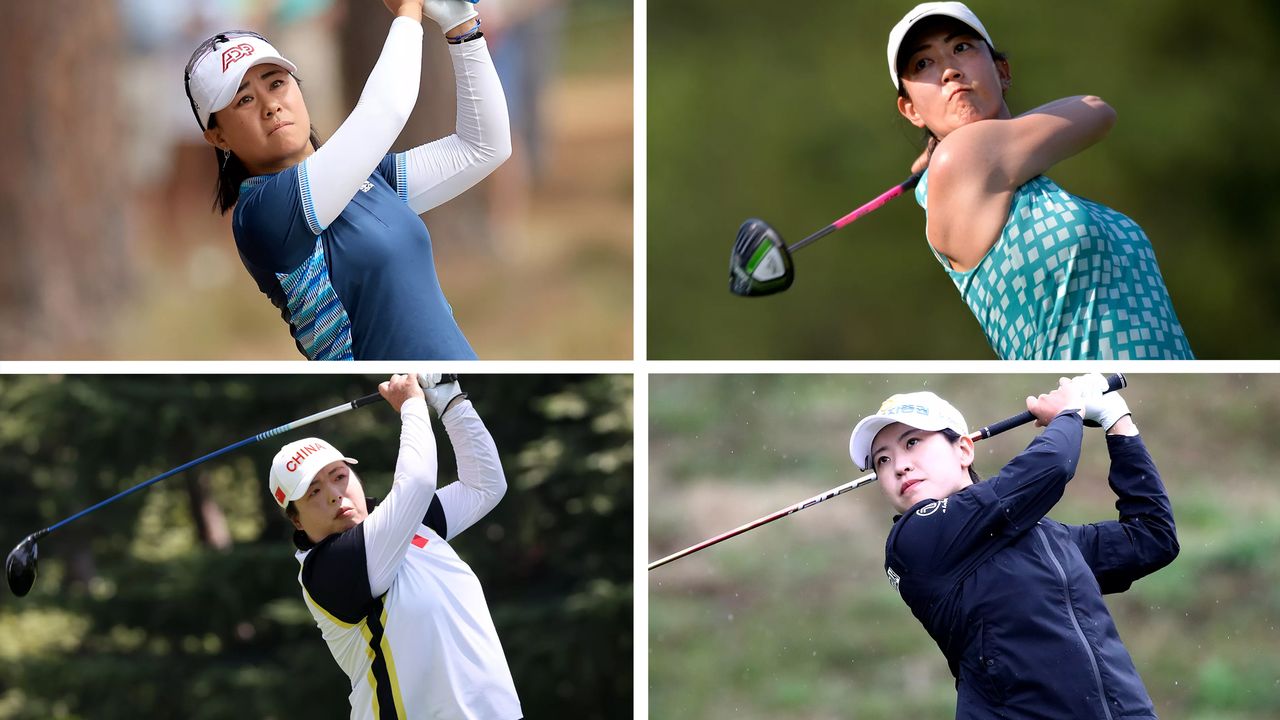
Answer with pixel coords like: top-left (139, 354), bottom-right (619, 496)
top-left (187, 33), bottom-right (298, 130)
top-left (887, 2), bottom-right (995, 90)
top-left (849, 392), bottom-right (968, 471)
top-left (269, 438), bottom-right (357, 508)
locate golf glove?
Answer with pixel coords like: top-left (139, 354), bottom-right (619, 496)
top-left (423, 0), bottom-right (480, 34)
top-left (1071, 373), bottom-right (1130, 431)
top-left (418, 373), bottom-right (465, 417)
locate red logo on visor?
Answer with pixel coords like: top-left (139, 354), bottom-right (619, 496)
top-left (222, 43), bottom-right (256, 72)
top-left (274, 487), bottom-right (286, 505)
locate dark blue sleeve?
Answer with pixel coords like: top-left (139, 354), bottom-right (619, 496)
top-left (1067, 434), bottom-right (1179, 594)
top-left (889, 412), bottom-right (1083, 576)
top-left (300, 526), bottom-right (374, 624)
top-left (374, 154), bottom-right (405, 201)
top-left (231, 165), bottom-right (321, 274)
top-left (423, 495), bottom-right (447, 538)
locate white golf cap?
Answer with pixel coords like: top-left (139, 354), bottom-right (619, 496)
top-left (269, 437), bottom-right (357, 508)
top-left (887, 2), bottom-right (995, 90)
top-left (849, 392), bottom-right (968, 471)
top-left (186, 32), bottom-right (298, 130)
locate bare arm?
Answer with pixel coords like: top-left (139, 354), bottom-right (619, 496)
top-left (383, 0), bottom-right (423, 22)
top-left (925, 96), bottom-right (1116, 271)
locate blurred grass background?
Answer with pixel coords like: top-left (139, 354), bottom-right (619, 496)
top-left (648, 0), bottom-right (1280, 358)
top-left (650, 374), bottom-right (1280, 719)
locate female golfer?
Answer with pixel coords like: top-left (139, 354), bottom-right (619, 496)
top-left (889, 2), bottom-right (1193, 360)
top-left (184, 0), bottom-right (510, 360)
top-left (849, 375), bottom-right (1178, 718)
top-left (269, 373), bottom-right (521, 719)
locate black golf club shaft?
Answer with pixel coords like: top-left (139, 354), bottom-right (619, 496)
top-left (648, 374), bottom-right (1126, 571)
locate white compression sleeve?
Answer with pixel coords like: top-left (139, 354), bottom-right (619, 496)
top-left (303, 16), bottom-right (423, 233)
top-left (435, 399), bottom-right (507, 540)
top-left (362, 396), bottom-right (438, 597)
top-left (401, 37), bottom-right (512, 215)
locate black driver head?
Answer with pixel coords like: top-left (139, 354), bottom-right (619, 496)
top-left (6, 534), bottom-right (39, 597)
top-left (730, 218), bottom-right (794, 297)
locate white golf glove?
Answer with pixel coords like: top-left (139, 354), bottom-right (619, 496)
top-left (1071, 374), bottom-right (1130, 431)
top-left (417, 373), bottom-right (466, 417)
top-left (423, 0), bottom-right (480, 34)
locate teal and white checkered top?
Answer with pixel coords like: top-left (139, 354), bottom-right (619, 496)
top-left (916, 170), bottom-right (1193, 360)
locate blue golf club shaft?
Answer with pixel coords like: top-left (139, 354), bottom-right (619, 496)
top-left (32, 376), bottom-right (454, 542)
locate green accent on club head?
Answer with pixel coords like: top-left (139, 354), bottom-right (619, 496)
top-left (745, 241), bottom-right (772, 274)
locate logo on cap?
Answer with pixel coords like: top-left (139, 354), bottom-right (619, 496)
top-left (879, 395), bottom-right (932, 418)
top-left (222, 43), bottom-right (256, 73)
top-left (285, 441), bottom-right (331, 473)
top-left (274, 487), bottom-right (286, 505)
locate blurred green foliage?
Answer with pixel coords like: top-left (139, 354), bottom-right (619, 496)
top-left (648, 0), bottom-right (1280, 358)
top-left (0, 374), bottom-right (632, 719)
top-left (649, 374), bottom-right (1280, 719)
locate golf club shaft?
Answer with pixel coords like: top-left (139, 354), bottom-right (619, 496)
top-left (647, 374), bottom-right (1126, 571)
top-left (36, 376), bottom-right (456, 539)
top-left (786, 172), bottom-right (922, 253)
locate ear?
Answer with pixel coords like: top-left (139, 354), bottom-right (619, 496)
top-left (202, 126), bottom-right (229, 152)
top-left (290, 514), bottom-right (305, 532)
top-left (996, 57), bottom-right (1012, 92)
top-left (956, 435), bottom-right (976, 472)
top-left (897, 93), bottom-right (926, 129)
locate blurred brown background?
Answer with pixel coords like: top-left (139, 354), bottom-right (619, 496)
top-left (0, 0), bottom-right (632, 360)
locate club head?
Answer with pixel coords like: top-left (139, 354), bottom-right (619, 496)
top-left (730, 218), bottom-right (794, 297)
top-left (6, 534), bottom-right (39, 598)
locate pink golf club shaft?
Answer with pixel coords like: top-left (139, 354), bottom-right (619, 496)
top-left (787, 172), bottom-right (922, 253)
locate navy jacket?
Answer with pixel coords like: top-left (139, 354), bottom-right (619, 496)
top-left (884, 413), bottom-right (1178, 719)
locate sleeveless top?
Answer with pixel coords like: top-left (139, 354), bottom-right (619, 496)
top-left (917, 170), bottom-right (1193, 360)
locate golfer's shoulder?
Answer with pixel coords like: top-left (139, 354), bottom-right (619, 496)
top-left (300, 529), bottom-right (374, 623)
top-left (925, 127), bottom-right (1013, 267)
top-left (887, 498), bottom-right (959, 563)
top-left (301, 528), bottom-right (366, 581)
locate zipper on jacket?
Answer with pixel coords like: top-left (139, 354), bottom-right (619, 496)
top-left (1034, 524), bottom-right (1114, 720)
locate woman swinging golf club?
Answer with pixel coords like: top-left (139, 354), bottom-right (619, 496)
top-left (270, 373), bottom-right (521, 719)
top-left (889, 2), bottom-right (1193, 359)
top-left (184, 0), bottom-right (510, 360)
top-left (849, 374), bottom-right (1178, 718)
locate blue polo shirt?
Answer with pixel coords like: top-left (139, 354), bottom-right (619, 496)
top-left (232, 154), bottom-right (476, 360)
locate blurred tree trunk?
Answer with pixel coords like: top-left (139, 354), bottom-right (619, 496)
top-left (337, 0), bottom-right (492, 254)
top-left (186, 473), bottom-right (232, 550)
top-left (0, 2), bottom-right (131, 358)
top-left (65, 528), bottom-right (99, 591)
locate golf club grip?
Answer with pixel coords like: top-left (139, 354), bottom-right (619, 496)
top-left (352, 392), bottom-right (382, 409)
top-left (353, 374), bottom-right (459, 409)
top-left (972, 373), bottom-right (1127, 440)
